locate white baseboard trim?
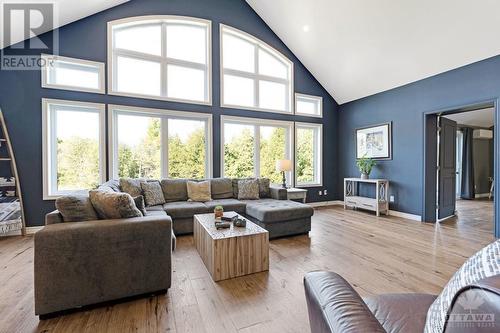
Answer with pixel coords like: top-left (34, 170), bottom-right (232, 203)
top-left (388, 210), bottom-right (422, 221)
top-left (26, 226), bottom-right (43, 234)
top-left (308, 200), bottom-right (343, 207)
top-left (475, 193), bottom-right (491, 199)
top-left (311, 200), bottom-right (422, 221)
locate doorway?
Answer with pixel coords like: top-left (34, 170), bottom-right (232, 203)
top-left (437, 108), bottom-right (495, 231)
top-left (422, 100), bottom-right (499, 238)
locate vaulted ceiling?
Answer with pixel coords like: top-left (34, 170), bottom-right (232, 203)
top-left (246, 0), bottom-right (500, 104)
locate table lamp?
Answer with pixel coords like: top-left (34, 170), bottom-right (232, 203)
top-left (276, 159), bottom-right (292, 189)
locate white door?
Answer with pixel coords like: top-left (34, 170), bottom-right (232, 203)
top-left (456, 130), bottom-right (463, 198)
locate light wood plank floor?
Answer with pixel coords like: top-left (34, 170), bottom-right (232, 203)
top-left (0, 206), bottom-right (495, 333)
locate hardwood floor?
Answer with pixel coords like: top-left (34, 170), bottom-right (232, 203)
top-left (0, 206), bottom-right (495, 333)
top-left (444, 198), bottom-right (495, 234)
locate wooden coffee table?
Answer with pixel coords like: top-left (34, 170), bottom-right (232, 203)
top-left (193, 212), bottom-right (269, 281)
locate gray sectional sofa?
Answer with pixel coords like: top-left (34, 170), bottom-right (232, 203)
top-left (105, 177), bottom-right (314, 238)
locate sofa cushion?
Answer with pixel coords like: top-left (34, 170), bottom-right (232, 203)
top-left (98, 179), bottom-right (121, 192)
top-left (161, 178), bottom-right (189, 202)
top-left (133, 195), bottom-right (147, 216)
top-left (365, 293), bottom-right (436, 333)
top-left (210, 178), bottom-right (233, 199)
top-left (238, 179), bottom-right (260, 200)
top-left (145, 205), bottom-right (165, 212)
top-left (204, 199), bottom-right (246, 214)
top-left (187, 180), bottom-right (212, 202)
top-left (424, 239), bottom-right (500, 333)
top-left (119, 178), bottom-right (144, 197)
top-left (55, 194), bottom-right (98, 222)
top-left (244, 199), bottom-right (314, 223)
top-left (141, 181), bottom-right (166, 206)
top-left (163, 201), bottom-right (210, 219)
top-left (89, 190), bottom-right (142, 219)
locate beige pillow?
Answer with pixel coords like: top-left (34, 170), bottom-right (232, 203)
top-left (89, 190), bottom-right (142, 219)
top-left (187, 180), bottom-right (212, 202)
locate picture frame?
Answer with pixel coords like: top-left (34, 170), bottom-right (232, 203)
top-left (355, 122), bottom-right (392, 160)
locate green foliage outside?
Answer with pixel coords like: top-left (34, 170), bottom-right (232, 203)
top-left (57, 137), bottom-right (99, 190)
top-left (224, 128), bottom-right (255, 178)
top-left (260, 127), bottom-right (286, 183)
top-left (296, 128), bottom-right (315, 183)
top-left (168, 127), bottom-right (206, 179)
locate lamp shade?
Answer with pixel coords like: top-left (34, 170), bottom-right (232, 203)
top-left (276, 159), bottom-right (292, 172)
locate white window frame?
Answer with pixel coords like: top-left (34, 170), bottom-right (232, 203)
top-left (295, 122), bottom-right (323, 187)
top-left (220, 24), bottom-right (294, 114)
top-left (108, 104), bottom-right (213, 179)
top-left (108, 15), bottom-right (212, 105)
top-left (41, 54), bottom-right (105, 94)
top-left (220, 115), bottom-right (294, 184)
top-left (42, 98), bottom-right (106, 200)
top-left (295, 93), bottom-right (323, 118)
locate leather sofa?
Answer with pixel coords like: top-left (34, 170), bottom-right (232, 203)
top-left (303, 271), bottom-right (500, 333)
top-left (97, 177), bottom-right (314, 239)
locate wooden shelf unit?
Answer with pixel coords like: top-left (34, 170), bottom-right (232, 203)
top-left (344, 178), bottom-right (389, 216)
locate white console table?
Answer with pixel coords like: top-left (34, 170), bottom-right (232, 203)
top-left (344, 178), bottom-right (389, 216)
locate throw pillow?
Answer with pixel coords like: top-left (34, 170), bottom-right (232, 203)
top-left (424, 240), bottom-right (500, 333)
top-left (141, 181), bottom-right (166, 206)
top-left (238, 179), bottom-right (260, 200)
top-left (55, 194), bottom-right (98, 222)
top-left (89, 190), bottom-right (142, 219)
top-left (120, 177), bottom-right (144, 197)
top-left (133, 195), bottom-right (147, 216)
top-left (187, 180), bottom-right (212, 202)
top-left (160, 178), bottom-right (189, 202)
top-left (258, 177), bottom-right (271, 198)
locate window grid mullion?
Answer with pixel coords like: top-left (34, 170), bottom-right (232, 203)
top-left (254, 125), bottom-right (260, 178)
top-left (161, 23), bottom-right (168, 98)
top-left (254, 45), bottom-right (259, 108)
top-left (161, 117), bottom-right (169, 178)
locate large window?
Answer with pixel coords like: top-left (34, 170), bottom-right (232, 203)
top-left (295, 93), bottom-right (322, 117)
top-left (109, 105), bottom-right (212, 179)
top-left (108, 16), bottom-right (211, 104)
top-left (221, 116), bottom-right (293, 184)
top-left (41, 54), bottom-right (105, 93)
top-left (221, 25), bottom-right (293, 113)
top-left (42, 99), bottom-right (106, 199)
top-left (295, 123), bottom-right (322, 187)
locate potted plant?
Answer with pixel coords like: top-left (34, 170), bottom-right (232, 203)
top-left (214, 205), bottom-right (224, 218)
top-left (356, 155), bottom-right (376, 179)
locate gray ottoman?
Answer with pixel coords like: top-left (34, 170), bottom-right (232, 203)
top-left (243, 199), bottom-right (314, 238)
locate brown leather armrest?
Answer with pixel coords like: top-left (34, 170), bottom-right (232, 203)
top-left (304, 271), bottom-right (386, 333)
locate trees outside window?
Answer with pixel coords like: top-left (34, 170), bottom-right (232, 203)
top-left (295, 123), bottom-right (322, 186)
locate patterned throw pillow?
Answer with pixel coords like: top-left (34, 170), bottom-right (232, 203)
top-left (89, 190), bottom-right (142, 219)
top-left (119, 178), bottom-right (144, 197)
top-left (187, 180), bottom-right (212, 202)
top-left (141, 181), bottom-right (166, 206)
top-left (55, 194), bottom-right (99, 222)
top-left (238, 179), bottom-right (260, 200)
top-left (133, 195), bottom-right (147, 216)
top-left (424, 240), bottom-right (500, 333)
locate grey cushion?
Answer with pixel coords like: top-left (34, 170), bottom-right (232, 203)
top-left (238, 179), bottom-right (260, 200)
top-left (55, 194), bottom-right (98, 222)
top-left (145, 205), bottom-right (165, 212)
top-left (89, 190), bottom-right (142, 219)
top-left (232, 178), bottom-right (271, 198)
top-left (163, 201), bottom-right (210, 219)
top-left (141, 181), bottom-right (166, 206)
top-left (244, 199), bottom-right (314, 223)
top-left (98, 179), bottom-right (121, 192)
top-left (210, 178), bottom-right (233, 199)
top-left (133, 195), bottom-right (147, 216)
top-left (161, 179), bottom-right (189, 202)
top-left (204, 199), bottom-right (247, 214)
top-left (120, 178), bottom-right (144, 197)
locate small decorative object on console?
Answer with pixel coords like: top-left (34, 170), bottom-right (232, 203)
top-left (234, 218), bottom-right (247, 228)
top-left (214, 205), bottom-right (224, 218)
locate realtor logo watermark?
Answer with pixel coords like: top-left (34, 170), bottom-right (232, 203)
top-left (1, 2), bottom-right (58, 70)
top-left (446, 290), bottom-right (495, 330)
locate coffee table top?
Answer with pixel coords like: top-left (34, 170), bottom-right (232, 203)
top-left (194, 212), bottom-right (268, 240)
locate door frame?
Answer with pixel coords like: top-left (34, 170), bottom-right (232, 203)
top-left (422, 98), bottom-right (500, 238)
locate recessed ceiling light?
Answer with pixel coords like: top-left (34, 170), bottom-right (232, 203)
top-left (302, 25), bottom-right (310, 32)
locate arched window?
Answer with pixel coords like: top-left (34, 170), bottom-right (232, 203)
top-left (108, 16), bottom-right (211, 104)
top-left (221, 24), bottom-right (293, 113)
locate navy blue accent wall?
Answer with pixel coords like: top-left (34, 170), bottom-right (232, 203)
top-left (0, 0), bottom-right (338, 227)
top-left (339, 55), bottom-right (500, 230)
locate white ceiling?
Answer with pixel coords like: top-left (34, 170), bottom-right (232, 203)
top-left (444, 108), bottom-right (495, 128)
top-left (246, 0), bottom-right (500, 104)
top-left (0, 0), bottom-right (129, 49)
